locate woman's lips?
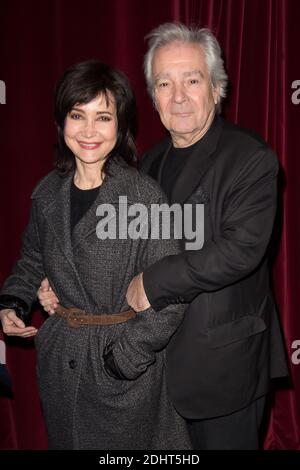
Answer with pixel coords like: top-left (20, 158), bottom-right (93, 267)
top-left (78, 141), bottom-right (102, 150)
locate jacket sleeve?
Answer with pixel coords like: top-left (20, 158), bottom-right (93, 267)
top-left (143, 147), bottom-right (279, 311)
top-left (0, 199), bottom-right (45, 317)
top-left (107, 192), bottom-right (186, 380)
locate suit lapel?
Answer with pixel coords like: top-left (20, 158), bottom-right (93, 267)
top-left (41, 172), bottom-right (92, 308)
top-left (170, 116), bottom-right (224, 204)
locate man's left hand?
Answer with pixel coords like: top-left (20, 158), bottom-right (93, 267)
top-left (126, 273), bottom-right (150, 312)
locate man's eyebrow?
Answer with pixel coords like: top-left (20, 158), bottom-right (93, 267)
top-left (182, 70), bottom-right (204, 78)
top-left (154, 73), bottom-right (171, 82)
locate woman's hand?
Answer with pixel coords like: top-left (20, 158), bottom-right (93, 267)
top-left (37, 278), bottom-right (59, 314)
top-left (126, 273), bottom-right (150, 312)
top-left (0, 309), bottom-right (37, 337)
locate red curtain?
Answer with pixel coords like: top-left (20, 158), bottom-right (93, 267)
top-left (0, 0), bottom-right (299, 449)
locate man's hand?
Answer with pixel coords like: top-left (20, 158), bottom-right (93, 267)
top-left (0, 309), bottom-right (37, 337)
top-left (126, 273), bottom-right (150, 312)
top-left (38, 278), bottom-right (59, 315)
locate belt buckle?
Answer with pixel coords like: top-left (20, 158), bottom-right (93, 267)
top-left (67, 308), bottom-right (88, 328)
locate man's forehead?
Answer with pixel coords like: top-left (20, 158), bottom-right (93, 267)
top-left (154, 69), bottom-right (205, 81)
top-left (153, 43), bottom-right (206, 74)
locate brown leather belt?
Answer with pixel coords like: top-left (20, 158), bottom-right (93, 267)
top-left (55, 304), bottom-right (136, 328)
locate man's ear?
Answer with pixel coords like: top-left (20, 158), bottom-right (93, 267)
top-left (212, 84), bottom-right (221, 105)
top-left (152, 95), bottom-right (158, 111)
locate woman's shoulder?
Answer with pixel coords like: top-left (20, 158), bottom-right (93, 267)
top-left (31, 170), bottom-right (64, 200)
top-left (121, 164), bottom-right (168, 205)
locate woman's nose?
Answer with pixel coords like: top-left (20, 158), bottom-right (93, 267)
top-left (82, 120), bottom-right (97, 137)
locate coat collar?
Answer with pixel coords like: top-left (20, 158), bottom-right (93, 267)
top-left (71, 159), bottom-right (126, 249)
top-left (40, 158), bottom-right (127, 256)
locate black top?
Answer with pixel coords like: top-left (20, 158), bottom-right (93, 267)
top-left (161, 141), bottom-right (198, 201)
top-left (70, 180), bottom-right (100, 232)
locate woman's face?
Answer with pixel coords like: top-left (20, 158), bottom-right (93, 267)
top-left (64, 92), bottom-right (118, 168)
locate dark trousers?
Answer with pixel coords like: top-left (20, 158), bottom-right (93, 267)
top-left (187, 396), bottom-right (266, 450)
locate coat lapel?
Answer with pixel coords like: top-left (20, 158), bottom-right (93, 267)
top-left (42, 173), bottom-right (74, 260)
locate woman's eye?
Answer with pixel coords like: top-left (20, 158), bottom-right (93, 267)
top-left (97, 115), bottom-right (111, 122)
top-left (70, 113), bottom-right (82, 120)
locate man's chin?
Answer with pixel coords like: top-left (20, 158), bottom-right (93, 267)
top-left (170, 127), bottom-right (198, 139)
top-left (171, 123), bottom-right (196, 132)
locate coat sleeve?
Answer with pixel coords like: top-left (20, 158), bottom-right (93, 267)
top-left (143, 147), bottom-right (279, 310)
top-left (109, 192), bottom-right (186, 380)
top-left (0, 199), bottom-right (46, 314)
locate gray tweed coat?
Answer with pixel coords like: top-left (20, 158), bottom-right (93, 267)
top-left (1, 158), bottom-right (192, 450)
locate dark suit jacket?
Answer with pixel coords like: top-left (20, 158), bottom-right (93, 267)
top-left (0, 363), bottom-right (12, 390)
top-left (141, 116), bottom-right (288, 419)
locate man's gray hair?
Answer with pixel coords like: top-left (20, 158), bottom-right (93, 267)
top-left (144, 22), bottom-right (228, 112)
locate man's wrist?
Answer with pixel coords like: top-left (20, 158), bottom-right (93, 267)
top-left (0, 295), bottom-right (30, 325)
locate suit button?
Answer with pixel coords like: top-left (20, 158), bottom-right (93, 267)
top-left (69, 359), bottom-right (76, 369)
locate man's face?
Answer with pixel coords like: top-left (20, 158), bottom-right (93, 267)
top-left (152, 41), bottom-right (220, 147)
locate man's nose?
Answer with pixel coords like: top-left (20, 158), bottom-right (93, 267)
top-left (172, 83), bottom-right (187, 103)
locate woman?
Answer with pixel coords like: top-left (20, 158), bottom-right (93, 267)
top-left (0, 60), bottom-right (191, 449)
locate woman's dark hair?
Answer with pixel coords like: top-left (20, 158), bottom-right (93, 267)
top-left (54, 59), bottom-right (138, 175)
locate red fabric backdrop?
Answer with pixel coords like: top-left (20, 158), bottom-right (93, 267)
top-left (0, 0), bottom-right (299, 449)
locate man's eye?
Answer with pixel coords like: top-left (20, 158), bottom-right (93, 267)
top-left (158, 82), bottom-right (169, 88)
top-left (189, 79), bottom-right (199, 85)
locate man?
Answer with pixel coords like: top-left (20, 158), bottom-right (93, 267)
top-left (38, 23), bottom-right (287, 449)
top-left (125, 23), bottom-right (288, 449)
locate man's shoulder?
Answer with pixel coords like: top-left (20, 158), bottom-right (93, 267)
top-left (143, 136), bottom-right (171, 157)
top-left (108, 156), bottom-right (166, 205)
top-left (219, 118), bottom-right (278, 168)
top-left (123, 166), bottom-right (168, 205)
top-left (140, 137), bottom-right (171, 169)
top-left (221, 118), bottom-right (272, 152)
